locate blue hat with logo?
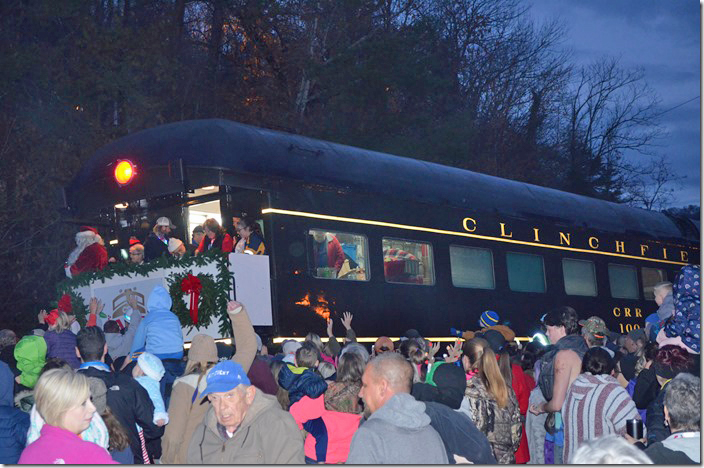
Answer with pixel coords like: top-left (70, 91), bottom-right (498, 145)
top-left (479, 310), bottom-right (500, 328)
top-left (200, 361), bottom-right (251, 397)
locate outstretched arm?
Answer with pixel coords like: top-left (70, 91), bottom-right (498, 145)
top-left (228, 300), bottom-right (257, 374)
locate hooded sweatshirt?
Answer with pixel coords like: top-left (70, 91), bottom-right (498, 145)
top-left (130, 286), bottom-right (184, 359)
top-left (0, 361), bottom-right (29, 464)
top-left (645, 431), bottom-right (700, 464)
top-left (14, 335), bottom-right (47, 388)
top-left (346, 393), bottom-right (448, 464)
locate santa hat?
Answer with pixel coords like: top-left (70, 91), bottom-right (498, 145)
top-left (79, 226), bottom-right (98, 235)
top-left (58, 294), bottom-right (72, 314)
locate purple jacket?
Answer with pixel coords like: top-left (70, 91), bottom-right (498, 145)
top-left (18, 424), bottom-right (117, 464)
top-left (44, 330), bottom-right (80, 369)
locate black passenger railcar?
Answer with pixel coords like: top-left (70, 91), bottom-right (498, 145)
top-left (63, 119), bottom-right (700, 339)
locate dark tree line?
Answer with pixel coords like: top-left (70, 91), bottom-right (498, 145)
top-left (0, 0), bottom-right (689, 331)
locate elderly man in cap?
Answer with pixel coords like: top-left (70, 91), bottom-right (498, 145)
top-left (579, 316), bottom-right (614, 357)
top-left (186, 360), bottom-right (304, 464)
top-left (144, 216), bottom-right (175, 262)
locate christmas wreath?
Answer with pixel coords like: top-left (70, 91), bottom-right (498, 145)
top-left (57, 250), bottom-right (233, 334)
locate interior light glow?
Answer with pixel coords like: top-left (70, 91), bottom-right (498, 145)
top-left (109, 239), bottom-right (119, 246)
top-left (114, 160), bottom-right (136, 186)
top-left (114, 203), bottom-right (128, 209)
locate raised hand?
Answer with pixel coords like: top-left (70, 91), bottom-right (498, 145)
top-left (445, 339), bottom-right (462, 363)
top-left (37, 309), bottom-right (47, 324)
top-left (227, 300), bottom-right (244, 314)
top-left (89, 297), bottom-right (104, 316)
top-left (326, 318), bottom-right (334, 337)
top-left (428, 341), bottom-right (441, 358)
top-left (126, 291), bottom-right (138, 309)
top-left (341, 311), bottom-right (353, 330)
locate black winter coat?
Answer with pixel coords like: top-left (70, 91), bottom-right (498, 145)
top-left (144, 232), bottom-right (169, 262)
top-left (633, 367), bottom-right (658, 410)
top-left (78, 367), bottom-right (164, 463)
top-left (646, 382), bottom-right (669, 446)
top-left (423, 401), bottom-right (497, 464)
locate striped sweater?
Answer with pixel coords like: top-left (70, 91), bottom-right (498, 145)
top-left (562, 373), bottom-right (639, 463)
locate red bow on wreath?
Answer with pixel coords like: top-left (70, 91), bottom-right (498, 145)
top-left (181, 274), bottom-right (203, 325)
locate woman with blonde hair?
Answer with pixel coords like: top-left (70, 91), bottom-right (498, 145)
top-left (42, 309), bottom-right (80, 369)
top-left (461, 337), bottom-right (522, 464)
top-left (18, 368), bottom-right (116, 464)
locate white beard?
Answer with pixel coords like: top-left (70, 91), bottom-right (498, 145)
top-left (67, 231), bottom-right (99, 266)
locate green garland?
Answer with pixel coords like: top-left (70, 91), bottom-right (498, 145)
top-left (57, 250), bottom-right (232, 334)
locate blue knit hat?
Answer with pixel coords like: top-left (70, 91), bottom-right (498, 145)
top-left (479, 310), bottom-right (500, 328)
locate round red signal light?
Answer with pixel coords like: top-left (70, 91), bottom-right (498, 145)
top-left (114, 160), bottom-right (135, 185)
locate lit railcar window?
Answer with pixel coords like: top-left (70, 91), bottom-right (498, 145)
top-left (506, 252), bottom-right (546, 293)
top-left (308, 229), bottom-right (369, 281)
top-left (562, 258), bottom-right (597, 296)
top-left (608, 264), bottom-right (639, 299)
top-left (382, 238), bottom-right (435, 286)
top-left (641, 267), bottom-right (668, 300)
top-left (449, 245), bottom-right (495, 289)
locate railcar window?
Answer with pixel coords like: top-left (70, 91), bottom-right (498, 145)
top-left (562, 259), bottom-right (597, 296)
top-left (308, 229), bottom-right (369, 281)
top-left (608, 264), bottom-right (639, 299)
top-left (382, 238), bottom-right (435, 285)
top-left (506, 252), bottom-right (545, 293)
top-left (641, 267), bottom-right (668, 300)
top-left (449, 245), bottom-right (495, 289)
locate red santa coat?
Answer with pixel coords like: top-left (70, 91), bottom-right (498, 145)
top-left (70, 242), bottom-right (108, 276)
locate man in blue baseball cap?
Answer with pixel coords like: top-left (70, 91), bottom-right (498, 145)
top-left (186, 360), bottom-right (304, 463)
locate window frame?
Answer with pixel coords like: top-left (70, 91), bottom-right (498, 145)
top-left (505, 251), bottom-right (546, 293)
top-left (607, 263), bottom-right (640, 299)
top-left (382, 236), bottom-right (436, 286)
top-left (307, 228), bottom-right (371, 282)
top-left (561, 258), bottom-right (598, 297)
top-left (449, 244), bottom-right (496, 290)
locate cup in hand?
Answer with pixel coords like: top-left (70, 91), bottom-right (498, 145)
top-left (626, 418), bottom-right (644, 439)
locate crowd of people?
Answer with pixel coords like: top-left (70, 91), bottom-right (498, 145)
top-left (0, 216), bottom-right (699, 464)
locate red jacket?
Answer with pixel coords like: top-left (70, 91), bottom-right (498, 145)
top-left (196, 233), bottom-right (233, 254)
top-left (511, 363), bottom-right (533, 464)
top-left (70, 243), bottom-right (108, 276)
top-left (325, 236), bottom-right (345, 270)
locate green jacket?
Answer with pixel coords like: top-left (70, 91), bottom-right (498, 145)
top-left (187, 390), bottom-right (304, 464)
top-left (14, 335), bottom-right (47, 388)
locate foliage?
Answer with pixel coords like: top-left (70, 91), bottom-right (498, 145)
top-left (56, 250), bottom-right (232, 334)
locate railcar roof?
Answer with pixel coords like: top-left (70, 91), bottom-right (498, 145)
top-left (69, 118), bottom-right (696, 241)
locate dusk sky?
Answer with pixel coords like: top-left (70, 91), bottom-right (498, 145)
top-left (528, 0), bottom-right (700, 208)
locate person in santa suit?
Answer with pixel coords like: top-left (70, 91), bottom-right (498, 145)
top-left (64, 226), bottom-right (108, 278)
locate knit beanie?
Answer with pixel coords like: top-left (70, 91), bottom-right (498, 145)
top-left (479, 310), bottom-right (500, 328)
top-left (87, 377), bottom-right (108, 414)
top-left (188, 334), bottom-right (218, 363)
top-left (138, 352), bottom-right (165, 381)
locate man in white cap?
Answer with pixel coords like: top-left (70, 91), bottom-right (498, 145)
top-left (144, 216), bottom-right (176, 262)
top-left (168, 238), bottom-right (188, 259)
